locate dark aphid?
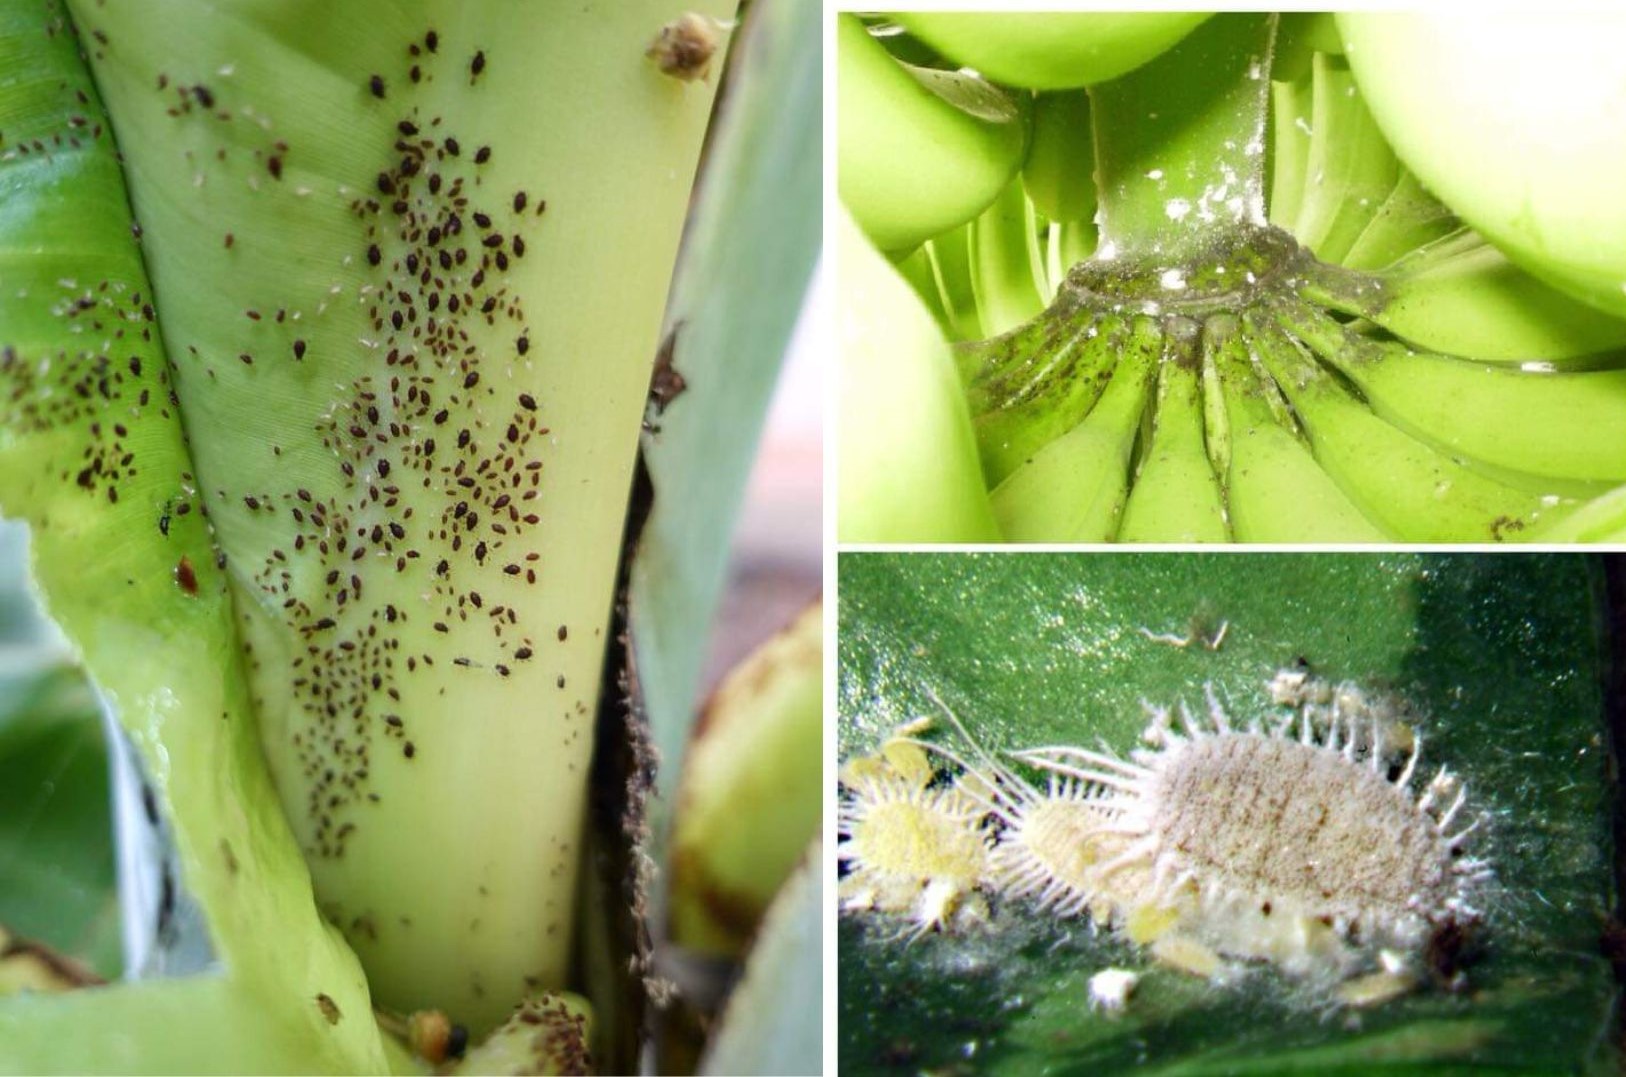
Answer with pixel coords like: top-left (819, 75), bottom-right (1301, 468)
top-left (473, 211), bottom-right (491, 228)
top-left (369, 74), bottom-right (386, 99)
top-left (376, 172), bottom-right (396, 195)
top-left (518, 393), bottom-right (536, 411)
top-left (175, 556), bottom-right (198, 595)
top-left (556, 625), bottom-right (568, 641)
top-left (463, 371), bottom-right (479, 389)
top-left (512, 236), bottom-right (525, 258)
top-left (398, 119), bottom-right (418, 136)
top-left (444, 136), bottom-right (460, 156)
top-left (193, 84), bottom-right (215, 107)
top-left (293, 339), bottom-right (306, 360)
top-left (223, 232), bottom-right (234, 248)
top-left (367, 244), bottom-right (382, 266)
top-left (514, 647), bottom-right (533, 660)
top-left (474, 145), bottom-right (491, 165)
top-left (425, 30), bottom-right (439, 53)
top-left (471, 50), bottom-right (486, 78)
top-left (516, 335), bottom-right (529, 355)
top-left (513, 191), bottom-right (527, 213)
top-left (267, 155), bottom-right (283, 180)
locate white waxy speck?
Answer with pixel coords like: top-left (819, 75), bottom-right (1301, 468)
top-left (1089, 969), bottom-right (1139, 1013)
top-left (1147, 168), bottom-right (1164, 180)
top-left (1248, 60), bottom-right (1263, 80)
top-left (1165, 198), bottom-right (1192, 221)
top-left (1295, 117), bottom-right (1314, 136)
top-left (1159, 268), bottom-right (1187, 291)
top-left (218, 63), bottom-right (235, 77)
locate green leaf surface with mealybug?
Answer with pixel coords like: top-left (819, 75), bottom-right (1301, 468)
top-left (837, 552), bottom-right (1618, 1075)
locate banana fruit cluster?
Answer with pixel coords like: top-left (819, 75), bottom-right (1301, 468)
top-left (837, 12), bottom-right (1626, 544)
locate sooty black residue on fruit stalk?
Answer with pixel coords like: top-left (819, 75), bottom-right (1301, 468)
top-left (198, 36), bottom-right (554, 860)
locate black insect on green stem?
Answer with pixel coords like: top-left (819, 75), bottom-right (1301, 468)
top-left (1092, 13), bottom-right (1276, 260)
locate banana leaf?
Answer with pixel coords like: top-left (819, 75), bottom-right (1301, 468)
top-left (0, 523), bottom-right (118, 979)
top-left (838, 552), bottom-right (1619, 1075)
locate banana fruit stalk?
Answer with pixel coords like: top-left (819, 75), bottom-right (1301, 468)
top-left (66, 0), bottom-right (728, 1034)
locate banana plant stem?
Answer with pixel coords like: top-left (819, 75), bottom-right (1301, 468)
top-left (1091, 14), bottom-right (1278, 260)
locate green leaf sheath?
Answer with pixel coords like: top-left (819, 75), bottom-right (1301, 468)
top-left (632, 0), bottom-right (820, 804)
top-left (1, 1), bottom-right (384, 1070)
top-left (59, 0), bottom-right (727, 1033)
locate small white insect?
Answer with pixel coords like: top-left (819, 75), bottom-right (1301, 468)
top-left (836, 736), bottom-right (991, 936)
top-left (1088, 968), bottom-right (1140, 1014)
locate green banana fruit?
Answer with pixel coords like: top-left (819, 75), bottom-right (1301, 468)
top-left (1338, 169), bottom-right (1457, 273)
top-left (1117, 320), bottom-right (1231, 543)
top-left (989, 318), bottom-right (1158, 542)
top-left (1246, 309), bottom-right (1577, 541)
top-left (838, 208), bottom-right (999, 543)
top-left (968, 313), bottom-right (1125, 486)
top-left (926, 221), bottom-right (989, 344)
top-left (1525, 484), bottom-right (1626, 543)
top-left (1364, 236), bottom-right (1626, 362)
top-left (1339, 12), bottom-right (1626, 319)
top-left (1023, 90), bottom-right (1096, 225)
top-left (1209, 317), bottom-right (1390, 542)
top-left (966, 176), bottom-right (1047, 338)
top-left (837, 14), bottom-right (1027, 253)
top-left (894, 12), bottom-right (1212, 90)
top-left (1277, 298), bottom-right (1626, 483)
top-left (1289, 54), bottom-right (1399, 266)
top-left (841, 11), bottom-right (1626, 547)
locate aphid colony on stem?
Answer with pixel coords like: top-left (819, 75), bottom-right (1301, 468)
top-left (837, 669), bottom-right (1494, 1010)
